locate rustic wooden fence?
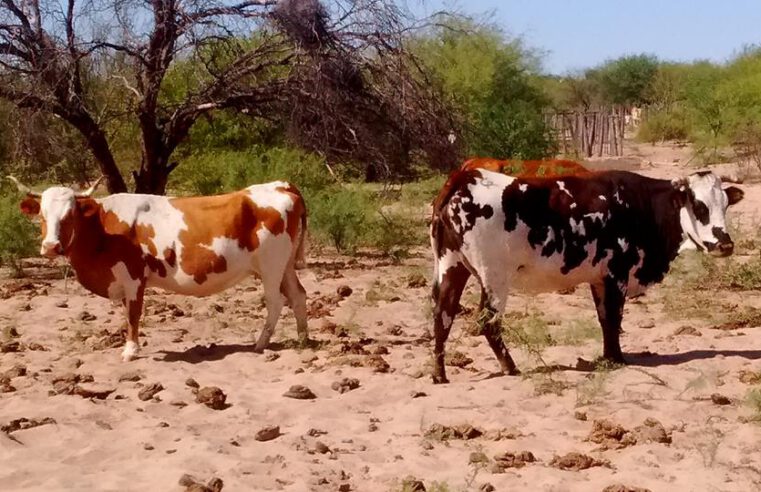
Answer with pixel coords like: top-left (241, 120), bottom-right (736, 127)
top-left (544, 108), bottom-right (627, 157)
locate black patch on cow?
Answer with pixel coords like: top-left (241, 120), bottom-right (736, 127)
top-left (692, 200), bottom-right (710, 225)
top-left (712, 227), bottom-right (731, 244)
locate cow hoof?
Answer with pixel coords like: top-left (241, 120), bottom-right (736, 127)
top-left (507, 368), bottom-right (521, 376)
top-left (432, 375), bottom-right (449, 384)
top-left (121, 341), bottom-right (139, 362)
top-left (253, 344), bottom-right (267, 354)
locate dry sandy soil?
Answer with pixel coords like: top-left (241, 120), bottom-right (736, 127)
top-left (2, 142), bottom-right (761, 492)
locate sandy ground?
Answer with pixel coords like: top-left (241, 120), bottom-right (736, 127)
top-left (2, 142), bottom-right (761, 492)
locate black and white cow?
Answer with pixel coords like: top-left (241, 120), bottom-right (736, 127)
top-left (430, 169), bottom-right (744, 383)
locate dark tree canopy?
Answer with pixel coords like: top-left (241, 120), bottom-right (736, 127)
top-left (0, 0), bottom-right (459, 193)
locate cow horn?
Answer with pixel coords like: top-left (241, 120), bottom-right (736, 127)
top-left (7, 176), bottom-right (41, 197)
top-left (719, 174), bottom-right (744, 184)
top-left (75, 176), bottom-right (105, 198)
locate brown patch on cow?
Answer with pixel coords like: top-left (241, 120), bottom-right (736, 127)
top-left (462, 157), bottom-right (589, 177)
top-left (163, 248), bottom-right (177, 268)
top-left (135, 223), bottom-right (158, 256)
top-left (19, 197), bottom-right (40, 216)
top-left (169, 192), bottom-right (287, 284)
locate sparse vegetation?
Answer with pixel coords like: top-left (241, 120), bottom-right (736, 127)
top-left (0, 190), bottom-right (38, 276)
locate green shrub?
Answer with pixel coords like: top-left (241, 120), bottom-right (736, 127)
top-left (308, 187), bottom-right (372, 253)
top-left (637, 108), bottom-right (690, 143)
top-left (0, 191), bottom-right (38, 276)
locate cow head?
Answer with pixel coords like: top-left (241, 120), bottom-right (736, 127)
top-left (672, 171), bottom-right (744, 257)
top-left (10, 176), bottom-right (104, 258)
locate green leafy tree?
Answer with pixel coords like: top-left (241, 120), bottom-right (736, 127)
top-left (595, 54), bottom-right (659, 106)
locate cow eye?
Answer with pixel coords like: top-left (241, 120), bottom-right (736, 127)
top-left (692, 201), bottom-right (710, 224)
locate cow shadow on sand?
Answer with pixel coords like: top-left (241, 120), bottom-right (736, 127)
top-left (158, 339), bottom-right (328, 364)
top-left (626, 349), bottom-right (761, 367)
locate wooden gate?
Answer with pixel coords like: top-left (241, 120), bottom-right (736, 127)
top-left (545, 108), bottom-right (626, 157)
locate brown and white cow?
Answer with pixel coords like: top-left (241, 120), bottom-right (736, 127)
top-left (12, 177), bottom-right (308, 361)
top-left (430, 168), bottom-right (744, 383)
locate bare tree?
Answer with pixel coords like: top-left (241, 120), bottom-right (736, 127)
top-left (0, 0), bottom-right (459, 193)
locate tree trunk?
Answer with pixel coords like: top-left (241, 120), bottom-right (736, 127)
top-left (68, 112), bottom-right (128, 194)
top-left (133, 155), bottom-right (176, 195)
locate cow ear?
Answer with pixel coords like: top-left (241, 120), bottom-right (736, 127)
top-left (77, 198), bottom-right (100, 217)
top-left (19, 197), bottom-right (40, 216)
top-left (670, 178), bottom-right (690, 207)
top-left (725, 186), bottom-right (744, 206)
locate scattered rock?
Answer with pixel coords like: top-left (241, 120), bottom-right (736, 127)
top-left (483, 428), bottom-right (523, 441)
top-left (574, 411), bottom-right (588, 421)
top-left (410, 391), bottom-right (427, 399)
top-left (74, 385), bottom-right (116, 400)
top-left (170, 400), bottom-right (188, 408)
top-left (587, 419), bottom-right (637, 450)
top-left (185, 378), bottom-right (200, 389)
top-left (739, 370), bottom-right (761, 385)
top-left (331, 378), bottom-right (360, 394)
top-left (78, 311), bottom-right (97, 322)
top-left (2, 417), bottom-right (56, 433)
top-left (632, 418), bottom-right (671, 445)
top-left (401, 476), bottom-right (426, 492)
top-left (445, 351), bottom-right (473, 368)
top-left (469, 451), bottom-right (490, 465)
top-left (673, 325), bottom-right (701, 337)
top-left (366, 355), bottom-right (390, 373)
top-left (711, 393), bottom-right (732, 405)
top-left (337, 285), bottom-right (353, 298)
top-left (638, 319), bottom-right (655, 329)
top-left (264, 352), bottom-right (280, 362)
top-left (425, 423), bottom-right (482, 441)
top-left (0, 380), bottom-right (15, 393)
top-left (602, 485), bottom-right (652, 492)
top-left (255, 425), bottom-right (281, 442)
top-left (307, 428), bottom-right (327, 437)
top-left (491, 451), bottom-right (536, 472)
top-left (549, 452), bottom-right (609, 471)
top-left (91, 330), bottom-right (125, 350)
top-left (27, 342), bottom-right (46, 351)
top-left (118, 371), bottom-right (142, 382)
top-left (313, 441), bottom-right (331, 454)
top-left (2, 364), bottom-right (26, 379)
top-left (55, 300), bottom-right (69, 308)
top-left (407, 273), bottom-right (428, 289)
top-left (179, 474), bottom-right (224, 492)
top-left (283, 385), bottom-right (316, 400)
top-left (196, 386), bottom-right (228, 410)
top-left (138, 383), bottom-right (164, 401)
top-left (479, 484), bottom-right (496, 492)
top-left (373, 345), bottom-right (389, 355)
top-left (386, 325), bottom-right (404, 336)
top-left (0, 341), bottom-right (22, 353)
top-left (1, 326), bottom-right (19, 340)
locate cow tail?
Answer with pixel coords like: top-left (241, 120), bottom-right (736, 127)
top-left (294, 200), bottom-right (308, 270)
top-left (430, 169), bottom-right (475, 301)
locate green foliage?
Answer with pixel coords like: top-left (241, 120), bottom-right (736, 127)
top-left (593, 54), bottom-right (659, 106)
top-left (637, 107), bottom-right (691, 143)
top-left (0, 189), bottom-right (38, 276)
top-left (309, 187), bottom-right (372, 253)
top-left (414, 19), bottom-right (555, 159)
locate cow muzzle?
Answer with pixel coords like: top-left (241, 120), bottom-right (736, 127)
top-left (707, 241), bottom-right (734, 257)
top-left (41, 241), bottom-right (63, 258)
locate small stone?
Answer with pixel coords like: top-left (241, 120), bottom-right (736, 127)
top-left (469, 451), bottom-right (490, 465)
top-left (185, 377), bottom-right (200, 389)
top-left (331, 378), bottom-right (360, 394)
top-left (479, 484), bottom-right (496, 492)
top-left (314, 441), bottom-right (330, 454)
top-left (170, 400), bottom-right (188, 408)
top-left (283, 384), bottom-right (316, 400)
top-left (196, 386), bottom-right (228, 410)
top-left (574, 410), bottom-right (588, 421)
top-left (673, 325), bottom-right (701, 337)
top-left (55, 300), bottom-right (69, 308)
top-left (138, 383), bottom-right (164, 401)
top-left (421, 441), bottom-right (434, 450)
top-left (158, 422), bottom-right (169, 428)
top-left (264, 352), bottom-right (280, 362)
top-left (410, 391), bottom-right (427, 399)
top-left (711, 393), bottom-right (731, 405)
top-left (144, 443), bottom-right (154, 450)
top-left (118, 371), bottom-right (142, 382)
top-left (401, 476), bottom-right (426, 492)
top-left (638, 320), bottom-right (655, 329)
top-left (1, 326), bottom-right (19, 339)
top-left (79, 311), bottom-right (97, 322)
top-left (255, 425), bottom-right (281, 442)
top-left (338, 484), bottom-right (351, 492)
top-left (337, 285), bottom-right (353, 298)
top-left (95, 420), bottom-right (112, 430)
top-left (3, 364), bottom-right (26, 379)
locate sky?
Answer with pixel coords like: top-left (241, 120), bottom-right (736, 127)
top-left (414, 0), bottom-right (761, 74)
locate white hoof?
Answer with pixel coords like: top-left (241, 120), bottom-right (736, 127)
top-left (121, 341), bottom-right (139, 362)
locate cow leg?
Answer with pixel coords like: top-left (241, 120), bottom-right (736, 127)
top-left (590, 277), bottom-right (626, 364)
top-left (254, 274), bottom-right (286, 353)
top-left (432, 262), bottom-right (470, 384)
top-left (280, 267), bottom-right (309, 347)
top-left (121, 282), bottom-right (146, 362)
top-left (480, 297), bottom-right (519, 376)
